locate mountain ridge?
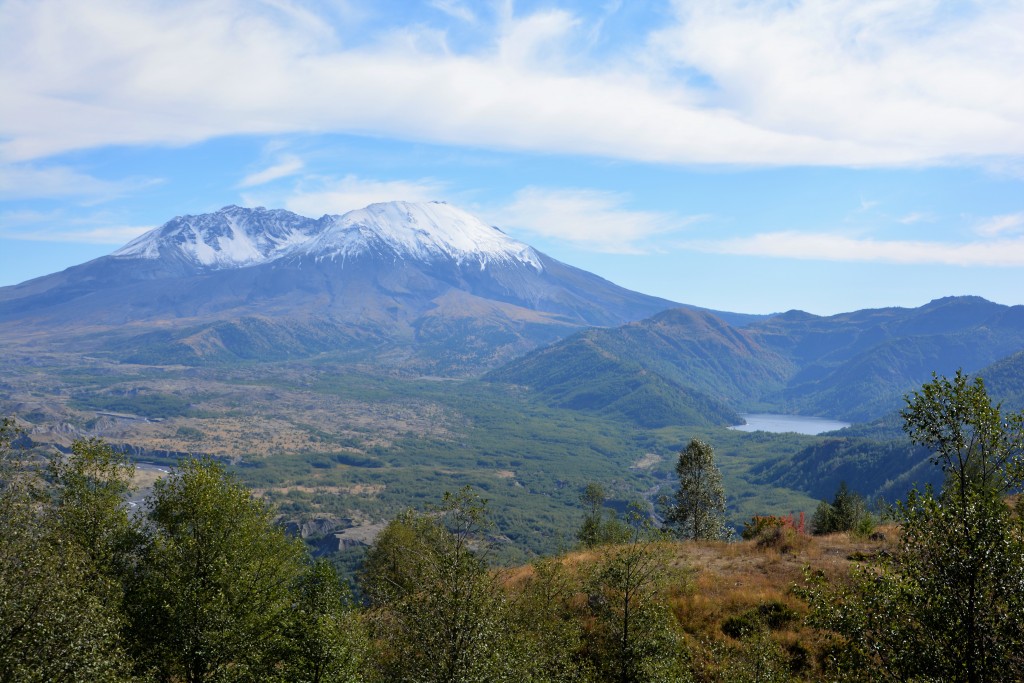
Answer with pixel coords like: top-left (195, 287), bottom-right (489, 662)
top-left (486, 296), bottom-right (1024, 424)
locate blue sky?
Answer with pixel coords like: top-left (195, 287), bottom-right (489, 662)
top-left (2, 0), bottom-right (1023, 315)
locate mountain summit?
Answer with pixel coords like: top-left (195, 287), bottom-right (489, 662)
top-left (111, 201), bottom-right (543, 273)
top-left (113, 205), bottom-right (322, 268)
top-left (0, 201), bottom-right (679, 372)
top-left (303, 201), bottom-right (543, 271)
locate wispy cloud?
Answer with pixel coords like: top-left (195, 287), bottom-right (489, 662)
top-left (683, 232), bottom-right (1024, 267)
top-left (2, 1), bottom-right (1021, 167)
top-left (898, 212), bottom-right (934, 225)
top-left (244, 174), bottom-right (448, 217)
top-left (238, 156), bottom-right (304, 188)
top-left (0, 164), bottom-right (154, 201)
top-left (0, 205), bottom-right (155, 245)
top-left (6, 225), bottom-right (153, 245)
top-left (974, 212), bottom-right (1024, 237)
top-left (495, 187), bottom-right (701, 253)
top-left (429, 0), bottom-right (476, 24)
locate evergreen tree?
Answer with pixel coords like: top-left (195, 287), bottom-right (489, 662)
top-left (810, 481), bottom-right (873, 536)
top-left (665, 439), bottom-right (727, 540)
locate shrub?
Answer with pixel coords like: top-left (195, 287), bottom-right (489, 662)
top-left (741, 513), bottom-right (805, 540)
top-left (742, 513), bottom-right (808, 553)
top-left (756, 601), bottom-right (798, 630)
top-left (722, 612), bottom-right (762, 640)
top-left (722, 601), bottom-right (799, 641)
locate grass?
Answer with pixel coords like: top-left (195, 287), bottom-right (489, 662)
top-left (501, 527), bottom-right (897, 681)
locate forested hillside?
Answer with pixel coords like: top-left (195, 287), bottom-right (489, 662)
top-left (489, 297), bottom-right (1024, 424)
top-left (3, 371), bottom-right (1023, 682)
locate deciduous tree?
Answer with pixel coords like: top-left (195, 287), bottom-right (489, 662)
top-left (280, 558), bottom-right (367, 683)
top-left (585, 507), bottom-right (687, 683)
top-left (126, 457), bottom-right (306, 683)
top-left (361, 487), bottom-right (531, 683)
top-left (0, 422), bottom-right (132, 682)
top-left (577, 482), bottom-right (630, 549)
top-left (803, 372), bottom-right (1024, 682)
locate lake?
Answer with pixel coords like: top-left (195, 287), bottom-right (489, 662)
top-left (729, 413), bottom-right (850, 435)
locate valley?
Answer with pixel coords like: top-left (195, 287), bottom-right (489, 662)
top-left (2, 201), bottom-right (1022, 564)
top-left (0, 345), bottom-right (825, 563)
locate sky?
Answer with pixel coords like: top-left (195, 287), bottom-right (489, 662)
top-left (1, 0), bottom-right (1023, 316)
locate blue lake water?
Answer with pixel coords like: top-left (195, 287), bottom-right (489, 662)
top-left (729, 413), bottom-right (850, 435)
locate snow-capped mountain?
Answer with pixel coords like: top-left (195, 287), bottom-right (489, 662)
top-left (113, 205), bottom-right (324, 269)
top-left (0, 200), bottom-right (680, 373)
top-left (111, 201), bottom-right (542, 273)
top-left (307, 201), bottom-right (543, 272)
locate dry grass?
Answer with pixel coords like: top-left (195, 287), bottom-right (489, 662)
top-left (499, 529), bottom-right (897, 680)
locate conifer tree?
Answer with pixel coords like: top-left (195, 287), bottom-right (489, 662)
top-left (665, 438), bottom-right (727, 540)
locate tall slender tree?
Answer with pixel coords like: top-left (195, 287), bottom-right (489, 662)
top-left (665, 438), bottom-right (727, 540)
top-left (585, 507), bottom-right (686, 683)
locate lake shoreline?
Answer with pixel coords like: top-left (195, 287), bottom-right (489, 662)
top-left (729, 413), bottom-right (851, 436)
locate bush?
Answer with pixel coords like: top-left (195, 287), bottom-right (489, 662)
top-left (722, 612), bottom-right (762, 640)
top-left (756, 601), bottom-right (798, 630)
top-left (741, 514), bottom-right (809, 554)
top-left (741, 513), bottom-right (805, 540)
top-left (722, 601), bottom-right (799, 640)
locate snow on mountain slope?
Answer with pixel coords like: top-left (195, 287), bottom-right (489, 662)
top-left (111, 201), bottom-right (543, 273)
top-left (113, 205), bottom-right (323, 268)
top-left (301, 201), bottom-right (543, 271)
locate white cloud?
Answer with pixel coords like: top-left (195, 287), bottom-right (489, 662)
top-left (2, 224), bottom-right (152, 245)
top-left (974, 212), bottom-right (1024, 237)
top-left (494, 187), bottom-right (700, 253)
top-left (0, 206), bottom-right (154, 245)
top-left (238, 156), bottom-right (304, 188)
top-left (0, 164), bottom-right (152, 201)
top-left (683, 232), bottom-right (1024, 267)
top-left (1, 0), bottom-right (1021, 167)
top-left (244, 174), bottom-right (448, 216)
top-left (429, 0), bottom-right (476, 24)
top-left (898, 212), bottom-right (933, 225)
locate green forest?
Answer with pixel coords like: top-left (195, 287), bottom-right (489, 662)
top-left (2, 371), bottom-right (1023, 682)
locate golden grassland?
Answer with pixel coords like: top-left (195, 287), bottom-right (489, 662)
top-left (504, 527), bottom-right (897, 679)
